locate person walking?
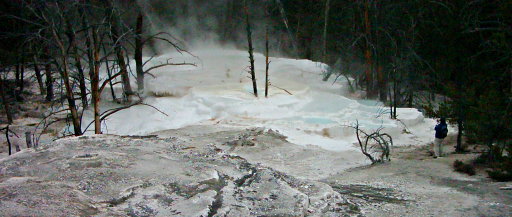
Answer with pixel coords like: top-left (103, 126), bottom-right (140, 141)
top-left (433, 118), bottom-right (448, 158)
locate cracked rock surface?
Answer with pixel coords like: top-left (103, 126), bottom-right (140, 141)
top-left (0, 130), bottom-right (360, 216)
top-left (1, 126), bottom-right (510, 216)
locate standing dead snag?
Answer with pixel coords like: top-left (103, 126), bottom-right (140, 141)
top-left (323, 0), bottom-right (331, 63)
top-left (32, 55), bottom-right (45, 96)
top-left (65, 19), bottom-right (88, 108)
top-left (90, 26), bottom-right (102, 134)
top-left (275, 0), bottom-right (298, 57)
top-left (0, 73), bottom-right (13, 124)
top-left (81, 8), bottom-right (108, 134)
top-left (44, 47), bottom-right (54, 102)
top-left (80, 7), bottom-right (101, 134)
top-left (351, 120), bottom-right (393, 164)
top-left (244, 0), bottom-right (258, 97)
top-left (106, 1), bottom-right (133, 100)
top-left (1, 126), bottom-right (18, 155)
top-left (265, 21), bottom-right (270, 98)
top-left (25, 132), bottom-right (32, 148)
top-left (132, 11), bottom-right (196, 94)
top-left (363, 0), bottom-right (375, 98)
top-left (135, 13), bottom-right (144, 92)
top-left (51, 28), bottom-right (82, 136)
top-left (16, 53), bottom-right (26, 96)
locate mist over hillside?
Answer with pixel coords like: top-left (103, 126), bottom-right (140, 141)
top-left (0, 1), bottom-right (511, 216)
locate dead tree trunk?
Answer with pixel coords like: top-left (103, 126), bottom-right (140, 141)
top-left (456, 118), bottom-right (464, 153)
top-left (265, 25), bottom-right (270, 98)
top-left (389, 68), bottom-right (398, 119)
top-left (275, 0), bottom-right (298, 57)
top-left (25, 132), bottom-right (32, 148)
top-left (19, 55), bottom-right (25, 93)
top-left (33, 56), bottom-right (45, 95)
top-left (244, 1), bottom-right (258, 97)
top-left (103, 44), bottom-right (117, 101)
top-left (3, 126), bottom-right (12, 155)
top-left (15, 64), bottom-right (20, 89)
top-left (323, 0), bottom-right (331, 63)
top-left (363, 0), bottom-right (375, 98)
top-left (90, 27), bottom-right (102, 134)
top-left (108, 5), bottom-right (133, 100)
top-left (112, 33), bottom-right (133, 100)
top-left (135, 13), bottom-right (144, 92)
top-left (378, 66), bottom-right (387, 102)
top-left (0, 76), bottom-right (13, 124)
top-left (44, 52), bottom-right (53, 102)
top-left (81, 9), bottom-right (101, 134)
top-left (52, 29), bottom-right (82, 136)
top-left (75, 52), bottom-right (88, 108)
top-left (66, 20), bottom-right (88, 108)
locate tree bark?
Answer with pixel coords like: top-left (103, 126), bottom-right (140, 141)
top-left (66, 20), bottom-right (88, 108)
top-left (265, 25), bottom-right (270, 98)
top-left (32, 56), bottom-right (45, 95)
top-left (378, 66), bottom-right (387, 102)
top-left (51, 29), bottom-right (82, 136)
top-left (244, 1), bottom-right (258, 97)
top-left (25, 132), bottom-right (32, 148)
top-left (0, 76), bottom-right (13, 124)
top-left (4, 126), bottom-right (12, 155)
top-left (19, 56), bottom-right (25, 93)
top-left (323, 0), bottom-right (331, 63)
top-left (363, 0), bottom-right (375, 98)
top-left (108, 4), bottom-right (133, 99)
top-left (393, 76), bottom-right (397, 119)
top-left (44, 55), bottom-right (53, 102)
top-left (407, 88), bottom-right (413, 107)
top-left (74, 50), bottom-right (88, 108)
top-left (90, 27), bottom-right (102, 134)
top-left (15, 64), bottom-right (20, 88)
top-left (456, 118), bottom-right (463, 152)
top-left (103, 44), bottom-right (117, 101)
top-left (135, 13), bottom-right (144, 92)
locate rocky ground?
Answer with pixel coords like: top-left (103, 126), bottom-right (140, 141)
top-left (0, 126), bottom-right (511, 216)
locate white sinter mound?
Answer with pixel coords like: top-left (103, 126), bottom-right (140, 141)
top-left (84, 46), bottom-right (438, 152)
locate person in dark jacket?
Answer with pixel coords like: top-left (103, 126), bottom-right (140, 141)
top-left (433, 118), bottom-right (448, 158)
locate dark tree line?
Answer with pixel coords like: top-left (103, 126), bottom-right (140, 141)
top-left (142, 0), bottom-right (511, 179)
top-left (1, 0), bottom-right (511, 178)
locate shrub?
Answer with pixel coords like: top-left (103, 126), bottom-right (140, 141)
top-left (486, 145), bottom-right (512, 182)
top-left (487, 170), bottom-right (512, 182)
top-left (453, 160), bottom-right (476, 176)
top-left (351, 121), bottom-right (393, 164)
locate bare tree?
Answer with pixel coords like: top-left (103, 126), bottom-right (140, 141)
top-left (0, 126), bottom-right (18, 155)
top-left (363, 0), bottom-right (375, 98)
top-left (65, 17), bottom-right (88, 108)
top-left (32, 55), bottom-right (45, 95)
top-left (135, 12), bottom-right (144, 92)
top-left (0, 69), bottom-right (13, 124)
top-left (51, 25), bottom-right (82, 136)
top-left (275, 0), bottom-right (298, 57)
top-left (322, 0), bottom-right (331, 63)
top-left (244, 0), bottom-right (258, 97)
top-left (265, 24), bottom-right (270, 98)
top-left (132, 8), bottom-right (196, 94)
top-left (40, 41), bottom-right (55, 103)
top-left (350, 120), bottom-right (393, 164)
top-left (106, 1), bottom-right (133, 100)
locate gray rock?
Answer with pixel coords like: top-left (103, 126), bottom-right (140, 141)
top-left (0, 134), bottom-right (359, 216)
